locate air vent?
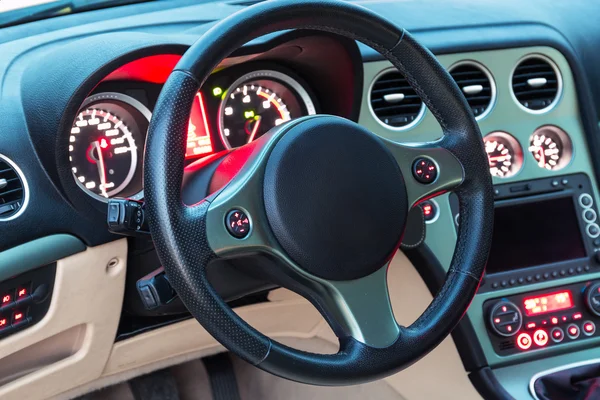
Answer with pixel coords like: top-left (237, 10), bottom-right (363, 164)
top-left (369, 69), bottom-right (425, 130)
top-left (450, 62), bottom-right (495, 120)
top-left (512, 55), bottom-right (561, 112)
top-left (0, 155), bottom-right (27, 221)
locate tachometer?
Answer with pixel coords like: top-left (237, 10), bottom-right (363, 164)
top-left (528, 125), bottom-right (572, 171)
top-left (69, 93), bottom-right (149, 201)
top-left (483, 132), bottom-right (523, 178)
top-left (218, 70), bottom-right (316, 149)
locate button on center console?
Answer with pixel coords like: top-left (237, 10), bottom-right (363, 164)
top-left (551, 327), bottom-right (564, 343)
top-left (489, 301), bottom-right (522, 337)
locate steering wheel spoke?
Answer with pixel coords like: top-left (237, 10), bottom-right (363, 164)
top-left (302, 262), bottom-right (400, 348)
top-left (380, 138), bottom-right (465, 207)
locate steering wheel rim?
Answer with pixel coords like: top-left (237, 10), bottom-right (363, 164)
top-left (144, 0), bottom-right (493, 386)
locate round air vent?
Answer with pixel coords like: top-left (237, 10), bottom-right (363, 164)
top-left (0, 154), bottom-right (28, 221)
top-left (511, 55), bottom-right (562, 113)
top-left (369, 69), bottom-right (425, 130)
top-left (449, 61), bottom-right (496, 120)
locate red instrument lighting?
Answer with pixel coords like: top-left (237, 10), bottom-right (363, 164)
top-left (527, 322), bottom-right (536, 329)
top-left (1, 295), bottom-right (11, 305)
top-left (570, 326), bottom-right (578, 335)
top-left (584, 323), bottom-right (595, 332)
top-left (13, 312), bottom-right (23, 321)
top-left (553, 330), bottom-right (562, 338)
top-left (551, 317), bottom-right (558, 324)
top-left (186, 92), bottom-right (213, 159)
top-left (517, 333), bottom-right (532, 350)
top-left (17, 288), bottom-right (26, 299)
top-left (573, 313), bottom-right (582, 320)
top-left (423, 205), bottom-right (433, 216)
top-left (0, 318), bottom-right (6, 328)
top-left (523, 290), bottom-right (574, 316)
top-left (100, 138), bottom-right (109, 149)
top-left (533, 330), bottom-right (549, 346)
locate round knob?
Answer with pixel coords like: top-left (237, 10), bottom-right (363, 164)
top-left (489, 301), bottom-right (522, 337)
top-left (586, 282), bottom-right (600, 316)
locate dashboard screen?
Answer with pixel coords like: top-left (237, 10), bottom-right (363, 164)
top-left (186, 93), bottom-right (213, 158)
top-left (523, 290), bottom-right (574, 316)
top-left (486, 196), bottom-right (586, 274)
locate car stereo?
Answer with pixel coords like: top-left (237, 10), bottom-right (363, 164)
top-left (450, 173), bottom-right (600, 293)
top-left (483, 279), bottom-right (600, 355)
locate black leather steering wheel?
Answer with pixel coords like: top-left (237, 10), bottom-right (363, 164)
top-left (144, 0), bottom-right (493, 386)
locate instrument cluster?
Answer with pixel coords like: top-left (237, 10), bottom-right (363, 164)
top-left (69, 66), bottom-right (316, 201)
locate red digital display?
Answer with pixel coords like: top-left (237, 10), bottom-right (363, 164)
top-left (186, 92), bottom-right (213, 158)
top-left (523, 290), bottom-right (574, 316)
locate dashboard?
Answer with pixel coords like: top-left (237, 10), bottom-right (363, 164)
top-left (70, 61), bottom-right (318, 201)
top-left (2, 0), bottom-right (600, 399)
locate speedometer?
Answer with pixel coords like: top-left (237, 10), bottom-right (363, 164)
top-left (218, 70), bottom-right (316, 149)
top-left (69, 93), bottom-right (149, 201)
top-left (483, 132), bottom-right (523, 178)
top-left (528, 125), bottom-right (572, 171)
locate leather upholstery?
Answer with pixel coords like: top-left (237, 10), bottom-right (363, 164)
top-left (145, 0), bottom-right (493, 385)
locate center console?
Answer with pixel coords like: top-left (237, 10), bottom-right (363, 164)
top-left (451, 173), bottom-right (600, 294)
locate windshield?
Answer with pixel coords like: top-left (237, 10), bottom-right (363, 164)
top-left (0, 0), bottom-right (163, 28)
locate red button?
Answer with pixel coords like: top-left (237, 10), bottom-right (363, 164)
top-left (562, 316), bottom-right (568, 322)
top-left (533, 329), bottom-right (549, 347)
top-left (527, 322), bottom-right (536, 330)
top-left (551, 317), bottom-right (558, 325)
top-left (1, 293), bottom-right (12, 306)
top-left (12, 311), bottom-right (24, 325)
top-left (16, 287), bottom-right (27, 300)
top-left (551, 328), bottom-right (564, 343)
top-left (573, 313), bottom-right (583, 320)
top-left (0, 318), bottom-right (8, 329)
top-left (517, 333), bottom-right (532, 350)
top-left (567, 324), bottom-right (580, 339)
top-left (583, 321), bottom-right (596, 336)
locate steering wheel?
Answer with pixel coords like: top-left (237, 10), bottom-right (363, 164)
top-left (144, 0), bottom-right (493, 385)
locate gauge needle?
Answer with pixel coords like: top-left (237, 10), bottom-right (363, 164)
top-left (247, 116), bottom-right (261, 144)
top-left (537, 148), bottom-right (545, 167)
top-left (92, 141), bottom-right (108, 198)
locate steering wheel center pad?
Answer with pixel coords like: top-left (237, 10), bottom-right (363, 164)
top-left (263, 117), bottom-right (408, 281)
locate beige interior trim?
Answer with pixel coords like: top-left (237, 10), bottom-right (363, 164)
top-left (57, 250), bottom-right (481, 400)
top-left (0, 239), bottom-right (127, 400)
top-left (0, 237), bottom-right (480, 399)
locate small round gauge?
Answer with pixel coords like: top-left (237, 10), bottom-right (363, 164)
top-left (483, 132), bottom-right (523, 178)
top-left (528, 126), bottom-right (573, 171)
top-left (219, 70), bottom-right (316, 149)
top-left (69, 93), bottom-right (150, 201)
